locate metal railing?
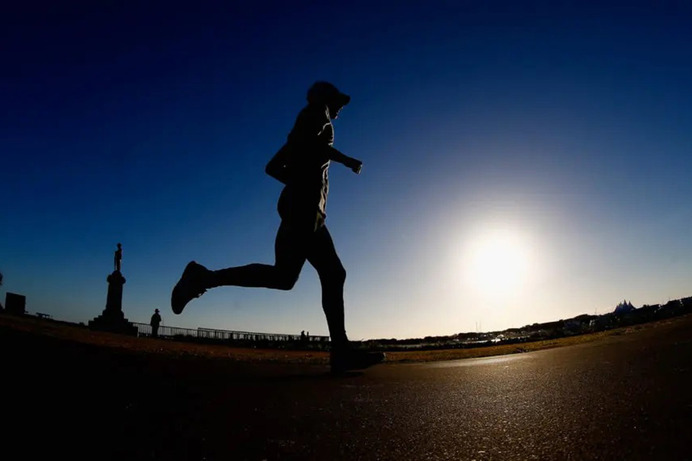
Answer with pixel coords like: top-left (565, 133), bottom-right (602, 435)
top-left (132, 322), bottom-right (330, 349)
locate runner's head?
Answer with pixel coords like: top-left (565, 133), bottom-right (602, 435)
top-left (307, 81), bottom-right (350, 119)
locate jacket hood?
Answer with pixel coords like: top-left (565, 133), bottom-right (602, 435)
top-left (307, 81), bottom-right (350, 107)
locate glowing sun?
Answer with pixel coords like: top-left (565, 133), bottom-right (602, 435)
top-left (465, 229), bottom-right (530, 297)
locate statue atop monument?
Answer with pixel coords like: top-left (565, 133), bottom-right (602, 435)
top-left (89, 242), bottom-right (135, 335)
top-left (114, 243), bottom-right (122, 273)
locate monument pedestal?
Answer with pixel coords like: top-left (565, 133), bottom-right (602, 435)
top-left (89, 270), bottom-right (137, 336)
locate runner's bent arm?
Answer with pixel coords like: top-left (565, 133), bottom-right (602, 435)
top-left (324, 145), bottom-right (362, 174)
top-left (269, 104), bottom-right (362, 182)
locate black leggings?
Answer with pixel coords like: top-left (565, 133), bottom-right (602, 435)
top-left (209, 221), bottom-right (348, 345)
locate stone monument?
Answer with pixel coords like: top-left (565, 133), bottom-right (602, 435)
top-left (89, 243), bottom-right (137, 335)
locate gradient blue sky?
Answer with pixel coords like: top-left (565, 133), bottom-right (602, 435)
top-left (2, 1), bottom-right (691, 340)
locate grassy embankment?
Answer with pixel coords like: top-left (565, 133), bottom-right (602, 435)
top-left (0, 312), bottom-right (670, 365)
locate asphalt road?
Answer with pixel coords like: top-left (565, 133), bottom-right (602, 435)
top-left (3, 315), bottom-right (692, 460)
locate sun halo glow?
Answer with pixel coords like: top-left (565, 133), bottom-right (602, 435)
top-left (463, 229), bottom-right (531, 298)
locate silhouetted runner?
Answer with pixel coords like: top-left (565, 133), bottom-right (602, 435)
top-left (171, 82), bottom-right (384, 373)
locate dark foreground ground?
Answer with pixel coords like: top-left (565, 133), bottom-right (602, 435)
top-left (2, 314), bottom-right (692, 460)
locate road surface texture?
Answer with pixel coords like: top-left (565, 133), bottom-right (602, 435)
top-left (2, 314), bottom-right (691, 460)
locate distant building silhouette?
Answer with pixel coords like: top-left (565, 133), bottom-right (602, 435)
top-left (5, 292), bottom-right (26, 315)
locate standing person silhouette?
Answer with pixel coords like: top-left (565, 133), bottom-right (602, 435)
top-left (150, 308), bottom-right (162, 338)
top-left (171, 81), bottom-right (384, 373)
